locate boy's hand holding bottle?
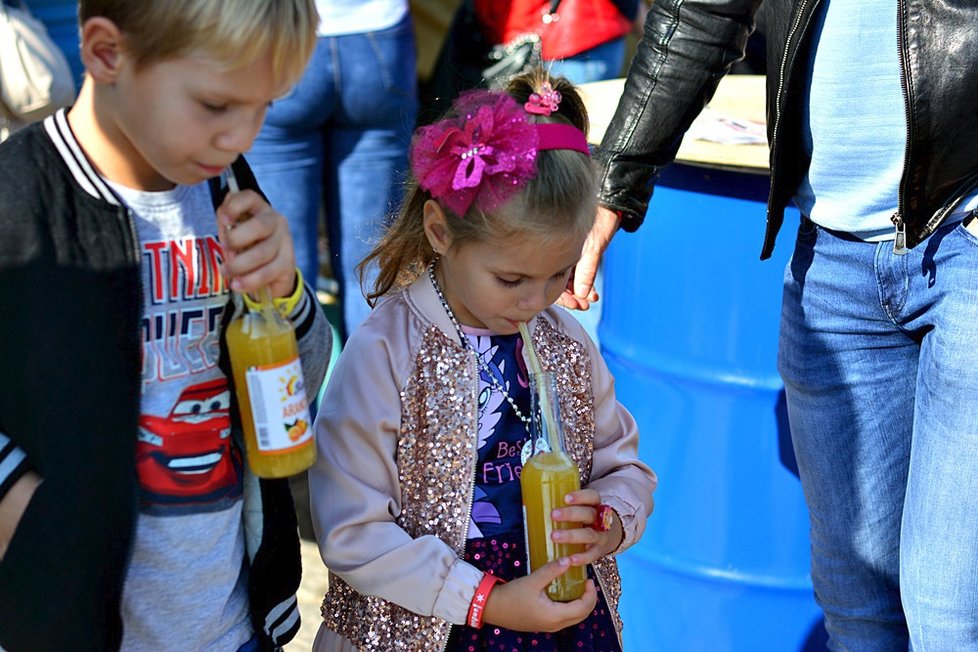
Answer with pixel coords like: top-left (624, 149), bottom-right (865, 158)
top-left (216, 186), bottom-right (297, 298)
top-left (219, 173), bottom-right (315, 479)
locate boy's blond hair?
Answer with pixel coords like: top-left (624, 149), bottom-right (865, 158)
top-left (79, 0), bottom-right (318, 85)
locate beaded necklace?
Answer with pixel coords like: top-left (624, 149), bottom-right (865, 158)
top-left (428, 262), bottom-right (532, 433)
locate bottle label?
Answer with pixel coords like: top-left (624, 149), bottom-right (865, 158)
top-left (244, 356), bottom-right (312, 453)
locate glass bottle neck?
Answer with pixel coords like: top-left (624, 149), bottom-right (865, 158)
top-left (530, 371), bottom-right (564, 454)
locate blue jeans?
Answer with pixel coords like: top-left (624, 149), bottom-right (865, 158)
top-left (779, 213), bottom-right (978, 650)
top-left (546, 37), bottom-right (627, 85)
top-left (235, 635), bottom-right (259, 652)
top-left (247, 15), bottom-right (418, 339)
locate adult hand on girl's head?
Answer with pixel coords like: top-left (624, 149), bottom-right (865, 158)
top-left (217, 189), bottom-right (298, 299)
top-left (557, 206), bottom-right (620, 310)
top-left (482, 559), bottom-right (598, 632)
top-left (551, 488), bottom-right (625, 563)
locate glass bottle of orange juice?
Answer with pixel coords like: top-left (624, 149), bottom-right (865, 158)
top-left (226, 287), bottom-right (315, 478)
top-left (521, 371), bottom-right (587, 602)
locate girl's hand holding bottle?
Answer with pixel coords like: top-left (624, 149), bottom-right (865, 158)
top-left (551, 488), bottom-right (625, 566)
top-left (216, 186), bottom-right (297, 298)
top-left (482, 558), bottom-right (599, 633)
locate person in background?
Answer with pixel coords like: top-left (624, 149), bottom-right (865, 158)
top-left (0, 1), bottom-right (330, 650)
top-left (476, 0), bottom-right (640, 85)
top-left (566, 1), bottom-right (978, 649)
top-left (247, 0), bottom-right (418, 342)
top-left (426, 0), bottom-right (641, 117)
top-left (0, 0), bottom-right (77, 141)
top-left (308, 69), bottom-right (655, 651)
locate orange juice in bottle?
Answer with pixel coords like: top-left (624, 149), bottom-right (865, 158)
top-left (226, 287), bottom-right (315, 478)
top-left (221, 166), bottom-right (314, 477)
top-left (521, 371), bottom-right (587, 602)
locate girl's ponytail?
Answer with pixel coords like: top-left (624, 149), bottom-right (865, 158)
top-left (504, 68), bottom-right (590, 137)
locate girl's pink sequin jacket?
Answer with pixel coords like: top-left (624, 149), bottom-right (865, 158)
top-left (308, 271), bottom-right (657, 651)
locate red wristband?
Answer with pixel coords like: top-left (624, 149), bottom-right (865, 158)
top-left (467, 573), bottom-right (503, 629)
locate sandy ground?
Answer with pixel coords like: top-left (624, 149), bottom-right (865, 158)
top-left (284, 539), bottom-right (329, 651)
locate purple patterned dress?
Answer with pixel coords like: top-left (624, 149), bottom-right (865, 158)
top-left (445, 328), bottom-right (621, 652)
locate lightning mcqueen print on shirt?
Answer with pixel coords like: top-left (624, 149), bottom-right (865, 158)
top-left (136, 378), bottom-right (243, 513)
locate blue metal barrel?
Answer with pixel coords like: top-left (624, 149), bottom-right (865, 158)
top-left (601, 163), bottom-right (826, 650)
top-left (25, 0), bottom-right (83, 87)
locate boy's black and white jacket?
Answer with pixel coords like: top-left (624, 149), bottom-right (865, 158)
top-left (0, 112), bottom-right (331, 652)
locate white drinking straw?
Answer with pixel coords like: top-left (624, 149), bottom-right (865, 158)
top-left (222, 166), bottom-right (274, 308)
top-left (518, 321), bottom-right (556, 450)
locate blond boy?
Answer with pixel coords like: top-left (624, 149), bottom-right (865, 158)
top-left (0, 2), bottom-right (329, 650)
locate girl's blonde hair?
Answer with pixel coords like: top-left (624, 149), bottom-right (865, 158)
top-left (79, 0), bottom-right (318, 86)
top-left (360, 68), bottom-right (597, 306)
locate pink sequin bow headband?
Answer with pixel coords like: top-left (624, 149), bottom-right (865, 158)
top-left (410, 89), bottom-right (590, 217)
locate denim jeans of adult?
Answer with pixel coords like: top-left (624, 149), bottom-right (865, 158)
top-left (546, 37), bottom-right (626, 85)
top-left (236, 635), bottom-right (259, 652)
top-left (247, 15), bottom-right (417, 339)
top-left (778, 213), bottom-right (978, 651)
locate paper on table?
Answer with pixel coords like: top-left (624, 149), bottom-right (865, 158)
top-left (686, 107), bottom-right (767, 145)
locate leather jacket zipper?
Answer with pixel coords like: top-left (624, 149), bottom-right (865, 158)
top-left (922, 172), bottom-right (978, 231)
top-left (891, 212), bottom-right (908, 254)
top-left (888, 0), bottom-right (969, 252)
top-left (768, 0), bottom-right (815, 212)
top-left (893, 0), bottom-right (911, 254)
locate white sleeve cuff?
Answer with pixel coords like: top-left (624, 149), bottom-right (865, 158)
top-left (430, 558), bottom-right (484, 625)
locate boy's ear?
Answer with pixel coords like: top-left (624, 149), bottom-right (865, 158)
top-left (423, 200), bottom-right (453, 256)
top-left (79, 17), bottom-right (126, 83)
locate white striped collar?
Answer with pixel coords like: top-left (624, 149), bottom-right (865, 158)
top-left (43, 109), bottom-right (121, 206)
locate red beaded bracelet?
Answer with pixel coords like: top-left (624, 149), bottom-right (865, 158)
top-left (589, 503), bottom-right (614, 532)
top-left (467, 573), bottom-right (504, 629)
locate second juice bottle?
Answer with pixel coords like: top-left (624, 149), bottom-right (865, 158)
top-left (521, 371), bottom-right (587, 602)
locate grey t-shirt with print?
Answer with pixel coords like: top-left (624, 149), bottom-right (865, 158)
top-left (111, 180), bottom-right (252, 652)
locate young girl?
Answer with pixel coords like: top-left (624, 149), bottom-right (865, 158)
top-left (308, 69), bottom-right (656, 651)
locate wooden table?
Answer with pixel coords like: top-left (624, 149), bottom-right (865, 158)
top-left (578, 75), bottom-right (769, 173)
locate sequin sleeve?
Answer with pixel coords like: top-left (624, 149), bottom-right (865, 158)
top-left (308, 298), bottom-right (483, 625)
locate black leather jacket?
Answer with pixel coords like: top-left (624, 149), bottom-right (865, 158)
top-left (596, 0), bottom-right (978, 258)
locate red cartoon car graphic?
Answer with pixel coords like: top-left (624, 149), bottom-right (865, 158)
top-left (136, 378), bottom-right (242, 507)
